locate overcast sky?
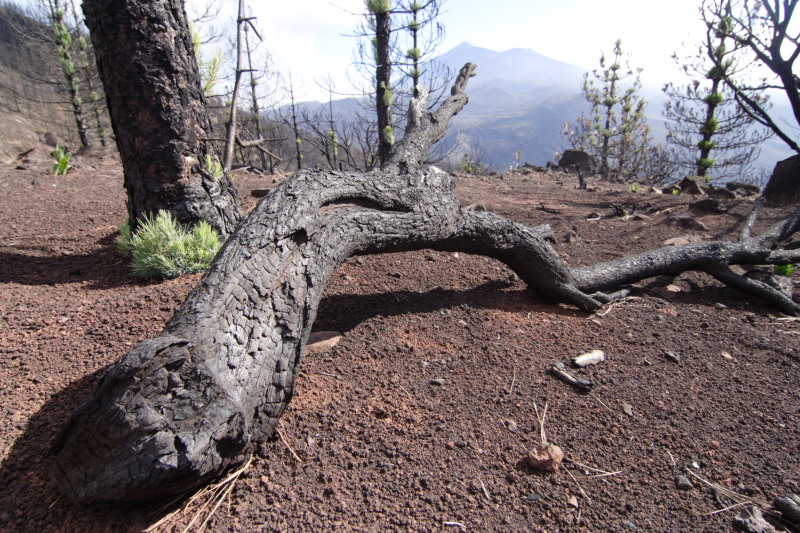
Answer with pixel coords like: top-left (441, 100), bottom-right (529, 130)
top-left (198, 0), bottom-right (709, 101)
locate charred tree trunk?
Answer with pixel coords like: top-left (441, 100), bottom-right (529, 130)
top-left (82, 0), bottom-right (240, 237)
top-left (51, 63), bottom-right (800, 504)
top-left (374, 8), bottom-right (393, 167)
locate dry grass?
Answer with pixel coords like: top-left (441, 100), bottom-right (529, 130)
top-left (144, 455), bottom-right (253, 533)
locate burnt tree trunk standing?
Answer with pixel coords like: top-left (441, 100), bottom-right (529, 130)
top-left (373, 7), bottom-right (393, 167)
top-left (82, 0), bottom-right (240, 236)
top-left (51, 64), bottom-right (800, 503)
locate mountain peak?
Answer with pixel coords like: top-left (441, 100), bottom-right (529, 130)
top-left (438, 43), bottom-right (585, 90)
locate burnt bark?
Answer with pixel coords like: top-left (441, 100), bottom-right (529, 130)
top-left (82, 0), bottom-right (240, 237)
top-left (51, 62), bottom-right (800, 504)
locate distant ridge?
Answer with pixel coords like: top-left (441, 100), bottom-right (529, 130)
top-left (438, 42), bottom-right (585, 89)
top-left (291, 42), bottom-right (792, 173)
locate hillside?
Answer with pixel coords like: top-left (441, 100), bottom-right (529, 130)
top-left (0, 4), bottom-right (80, 163)
top-left (1, 154), bottom-right (799, 531)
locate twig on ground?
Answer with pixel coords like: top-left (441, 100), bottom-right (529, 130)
top-left (533, 402), bottom-right (549, 444)
top-left (563, 463), bottom-right (589, 501)
top-left (397, 383), bottom-right (416, 404)
top-left (564, 458), bottom-right (623, 478)
top-left (591, 394), bottom-right (615, 414)
top-left (686, 469), bottom-right (770, 510)
top-left (48, 495), bottom-right (62, 509)
top-left (509, 368), bottom-right (517, 395)
top-left (316, 371), bottom-right (341, 380)
top-left (667, 451), bottom-right (677, 467)
top-left (537, 202), bottom-right (562, 214)
top-left (477, 476), bottom-right (492, 503)
top-left (704, 501), bottom-right (751, 516)
top-left (277, 422), bottom-right (303, 463)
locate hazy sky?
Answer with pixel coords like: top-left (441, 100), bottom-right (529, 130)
top-left (199, 0), bottom-right (709, 101)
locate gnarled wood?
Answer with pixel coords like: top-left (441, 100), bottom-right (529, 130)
top-left (51, 62), bottom-right (800, 504)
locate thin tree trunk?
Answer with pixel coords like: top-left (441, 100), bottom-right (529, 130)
top-left (82, 0), bottom-right (240, 237)
top-left (374, 9), bottom-right (393, 167)
top-left (223, 0), bottom-right (246, 171)
top-left (244, 24), bottom-right (268, 171)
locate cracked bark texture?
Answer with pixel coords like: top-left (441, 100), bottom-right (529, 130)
top-left (83, 0), bottom-right (240, 237)
top-left (51, 60), bottom-right (800, 503)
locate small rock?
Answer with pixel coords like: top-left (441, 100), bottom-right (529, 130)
top-left (424, 253), bottom-right (437, 262)
top-left (572, 349), bottom-right (605, 367)
top-left (564, 230), bottom-right (579, 243)
top-left (526, 443), bottom-right (564, 472)
top-left (526, 493), bottom-right (541, 502)
top-left (457, 319), bottom-right (468, 327)
top-left (56, 316), bottom-right (70, 325)
top-left (663, 234), bottom-right (703, 247)
top-left (675, 475), bottom-right (693, 491)
top-left (306, 435), bottom-right (316, 446)
top-left (679, 175), bottom-right (711, 195)
top-left (668, 214), bottom-right (709, 231)
top-left (305, 331), bottom-right (342, 355)
top-left (567, 495), bottom-right (579, 508)
top-left (721, 351), bottom-right (734, 360)
top-left (621, 521), bottom-right (638, 531)
top-left (711, 187), bottom-right (737, 200)
top-left (664, 351), bottom-right (681, 363)
top-left (622, 403), bottom-right (634, 417)
top-left (733, 506), bottom-right (778, 533)
top-left (430, 378), bottom-right (445, 386)
top-left (666, 284), bottom-right (683, 293)
top-left (690, 198), bottom-right (728, 213)
top-left (502, 418), bottom-right (518, 433)
top-left (726, 181), bottom-right (760, 196)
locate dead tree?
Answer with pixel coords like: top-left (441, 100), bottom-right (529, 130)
top-left (51, 63), bottom-right (800, 504)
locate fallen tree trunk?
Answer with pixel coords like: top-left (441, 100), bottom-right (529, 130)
top-left (51, 64), bottom-right (800, 503)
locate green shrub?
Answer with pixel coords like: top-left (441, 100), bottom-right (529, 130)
top-left (117, 220), bottom-right (133, 256)
top-left (774, 264), bottom-right (798, 277)
top-left (117, 211), bottom-right (221, 279)
top-left (52, 145), bottom-right (73, 175)
top-left (203, 154), bottom-right (223, 182)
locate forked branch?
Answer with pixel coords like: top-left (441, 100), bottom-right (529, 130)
top-left (51, 63), bottom-right (800, 505)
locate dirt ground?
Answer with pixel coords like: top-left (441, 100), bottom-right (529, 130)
top-left (0, 149), bottom-right (799, 532)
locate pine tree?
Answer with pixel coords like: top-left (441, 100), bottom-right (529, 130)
top-left (701, 0), bottom-right (800, 153)
top-left (49, 0), bottom-right (91, 147)
top-left (355, 0), bottom-right (446, 167)
top-left (663, 20), bottom-right (771, 182)
top-left (564, 40), bottom-right (652, 182)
